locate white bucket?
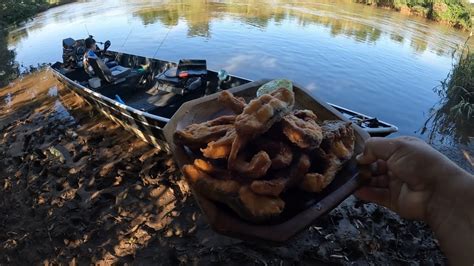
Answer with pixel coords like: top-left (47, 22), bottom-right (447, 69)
top-left (88, 77), bottom-right (101, 89)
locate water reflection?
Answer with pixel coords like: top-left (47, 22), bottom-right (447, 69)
top-left (53, 99), bottom-right (76, 123)
top-left (134, 1), bottom-right (388, 41)
top-left (0, 33), bottom-right (19, 87)
top-left (131, 0), bottom-right (462, 55)
top-left (48, 86), bottom-right (59, 97)
top-left (4, 92), bottom-right (13, 108)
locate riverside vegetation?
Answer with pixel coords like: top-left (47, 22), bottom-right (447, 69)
top-left (0, 0), bottom-right (74, 26)
top-left (0, 0), bottom-right (73, 87)
top-left (355, 0), bottom-right (473, 30)
top-left (424, 38), bottom-right (474, 143)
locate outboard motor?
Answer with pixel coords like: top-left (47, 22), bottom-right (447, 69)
top-left (62, 37), bottom-right (86, 68)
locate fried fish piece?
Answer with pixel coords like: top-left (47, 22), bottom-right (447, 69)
top-left (299, 122), bottom-right (355, 193)
top-left (256, 139), bottom-right (293, 169)
top-left (250, 178), bottom-right (287, 197)
top-left (293, 109), bottom-right (318, 121)
top-left (183, 165), bottom-right (284, 222)
top-left (229, 186), bottom-right (285, 222)
top-left (231, 151), bottom-right (272, 179)
top-left (320, 121), bottom-right (355, 160)
top-left (229, 88), bottom-right (295, 169)
top-left (299, 154), bottom-right (342, 193)
top-left (174, 115), bottom-right (236, 148)
top-left (281, 110), bottom-right (323, 150)
top-left (250, 154), bottom-right (311, 196)
top-left (201, 128), bottom-right (236, 159)
top-left (182, 165), bottom-right (240, 202)
top-left (193, 159), bottom-right (232, 179)
top-left (235, 88), bottom-right (295, 139)
top-left (228, 134), bottom-right (247, 169)
top-left (286, 153), bottom-right (312, 187)
top-left (218, 90), bottom-right (246, 114)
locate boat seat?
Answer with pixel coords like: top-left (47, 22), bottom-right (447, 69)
top-left (124, 91), bottom-right (180, 112)
top-left (148, 91), bottom-right (179, 108)
top-left (88, 57), bottom-right (132, 84)
top-left (110, 65), bottom-right (130, 78)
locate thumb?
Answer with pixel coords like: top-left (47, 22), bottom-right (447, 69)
top-left (357, 137), bottom-right (401, 165)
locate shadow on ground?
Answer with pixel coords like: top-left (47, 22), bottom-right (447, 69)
top-left (0, 70), bottom-right (446, 264)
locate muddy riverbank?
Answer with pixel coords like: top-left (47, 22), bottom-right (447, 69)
top-left (0, 70), bottom-right (460, 264)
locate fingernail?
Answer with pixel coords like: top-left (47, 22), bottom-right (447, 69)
top-left (356, 153), bottom-right (363, 162)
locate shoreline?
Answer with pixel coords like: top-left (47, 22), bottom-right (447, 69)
top-left (355, 0), bottom-right (473, 30)
top-left (0, 0), bottom-right (76, 31)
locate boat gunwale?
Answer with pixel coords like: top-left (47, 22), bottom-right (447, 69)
top-left (328, 102), bottom-right (399, 134)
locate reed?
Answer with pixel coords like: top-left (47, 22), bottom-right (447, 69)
top-left (424, 38), bottom-right (473, 143)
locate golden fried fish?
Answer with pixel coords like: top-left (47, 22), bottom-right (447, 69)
top-left (218, 90), bottom-right (246, 114)
top-left (281, 110), bottom-right (323, 150)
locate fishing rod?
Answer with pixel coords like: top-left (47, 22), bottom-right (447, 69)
top-left (152, 26), bottom-right (173, 59)
top-left (120, 27), bottom-right (134, 49)
top-left (84, 24), bottom-right (90, 36)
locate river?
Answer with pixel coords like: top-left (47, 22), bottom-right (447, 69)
top-left (3, 0), bottom-right (470, 141)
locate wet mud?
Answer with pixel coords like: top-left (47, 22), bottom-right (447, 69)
top-left (0, 70), bottom-right (449, 264)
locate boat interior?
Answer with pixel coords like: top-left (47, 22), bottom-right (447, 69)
top-left (52, 50), bottom-right (248, 119)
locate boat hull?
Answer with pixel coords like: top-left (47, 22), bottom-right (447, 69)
top-left (51, 67), bottom-right (171, 151)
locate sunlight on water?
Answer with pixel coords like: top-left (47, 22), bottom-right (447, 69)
top-left (48, 86), bottom-right (58, 97)
top-left (4, 92), bottom-right (13, 108)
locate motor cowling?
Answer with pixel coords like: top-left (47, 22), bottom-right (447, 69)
top-left (62, 38), bottom-right (85, 68)
top-left (62, 38), bottom-right (75, 49)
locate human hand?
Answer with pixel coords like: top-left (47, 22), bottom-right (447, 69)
top-left (355, 136), bottom-right (467, 221)
top-left (355, 136), bottom-right (474, 265)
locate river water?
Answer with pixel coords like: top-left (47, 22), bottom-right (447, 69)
top-left (3, 0), bottom-right (470, 139)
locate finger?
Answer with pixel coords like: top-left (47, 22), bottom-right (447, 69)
top-left (374, 160), bottom-right (388, 175)
top-left (358, 160), bottom-right (387, 179)
top-left (354, 187), bottom-right (390, 208)
top-left (357, 137), bottom-right (402, 165)
top-left (358, 164), bottom-right (373, 179)
top-left (369, 174), bottom-right (389, 188)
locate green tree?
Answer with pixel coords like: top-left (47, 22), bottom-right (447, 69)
top-left (0, 0), bottom-right (49, 27)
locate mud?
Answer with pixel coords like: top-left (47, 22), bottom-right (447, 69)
top-left (0, 70), bottom-right (452, 264)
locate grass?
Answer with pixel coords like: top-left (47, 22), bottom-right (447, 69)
top-left (423, 38), bottom-right (474, 143)
top-left (355, 0), bottom-right (473, 30)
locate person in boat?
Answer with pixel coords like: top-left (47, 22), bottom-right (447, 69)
top-left (356, 136), bottom-right (474, 265)
top-left (83, 36), bottom-right (116, 76)
top-left (83, 37), bottom-right (99, 75)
